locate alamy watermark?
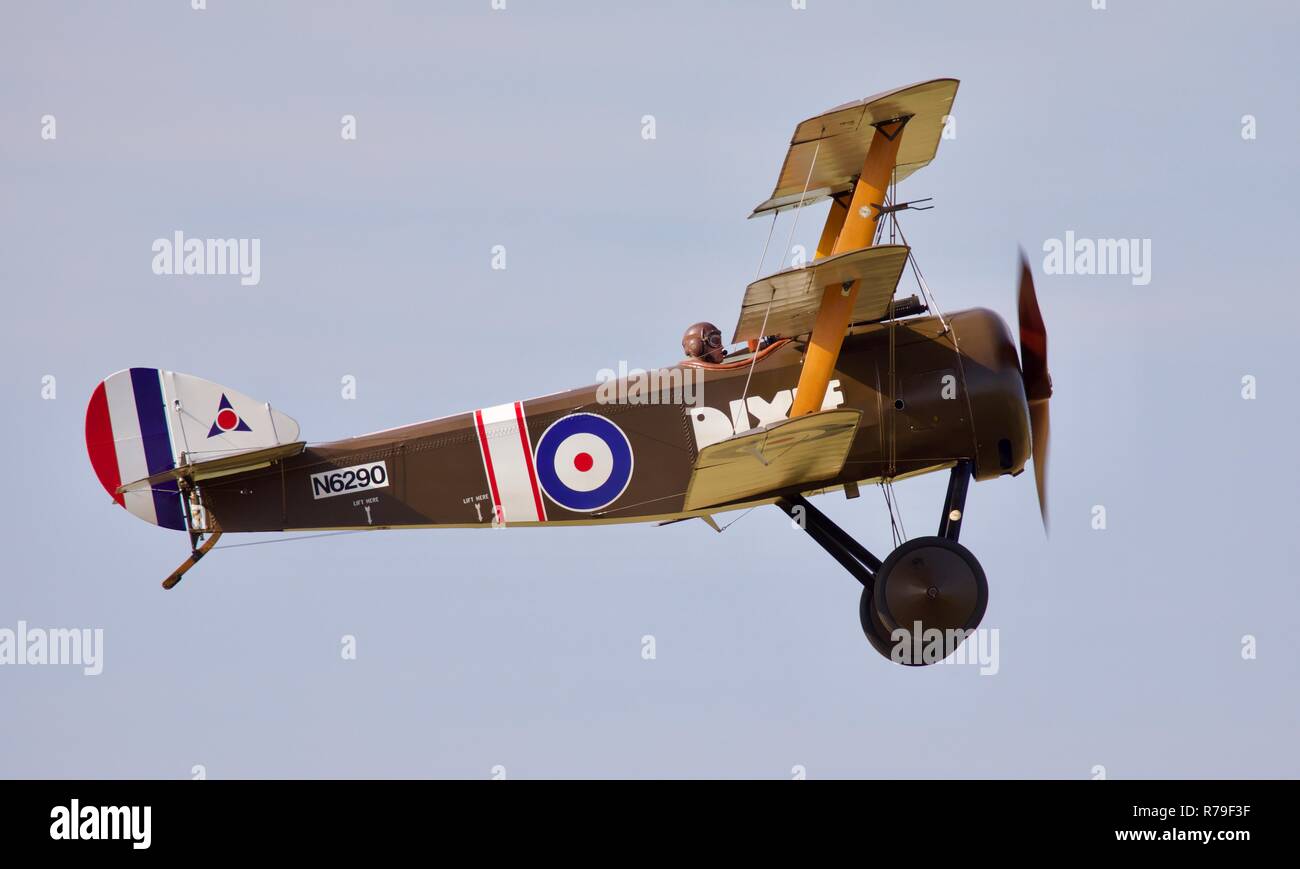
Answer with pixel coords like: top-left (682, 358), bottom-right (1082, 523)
top-left (1042, 231), bottom-right (1151, 286)
top-left (596, 362), bottom-right (704, 406)
top-left (50, 799), bottom-right (150, 849)
top-left (152, 231), bottom-right (261, 286)
top-left (889, 623), bottom-right (999, 675)
top-left (0, 620), bottom-right (103, 676)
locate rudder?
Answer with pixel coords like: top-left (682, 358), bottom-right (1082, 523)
top-left (85, 368), bottom-right (186, 530)
top-left (85, 368), bottom-right (302, 530)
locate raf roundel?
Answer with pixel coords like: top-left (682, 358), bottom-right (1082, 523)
top-left (534, 413), bottom-right (634, 513)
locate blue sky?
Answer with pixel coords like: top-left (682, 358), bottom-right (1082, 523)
top-left (2, 0), bottom-right (1297, 777)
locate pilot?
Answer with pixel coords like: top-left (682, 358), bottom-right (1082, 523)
top-left (682, 322), bottom-right (726, 364)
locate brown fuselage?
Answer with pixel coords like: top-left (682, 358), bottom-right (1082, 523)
top-left (200, 308), bottom-right (1030, 532)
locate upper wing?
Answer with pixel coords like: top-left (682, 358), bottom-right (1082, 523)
top-left (750, 78), bottom-right (959, 218)
top-left (683, 409), bottom-right (862, 511)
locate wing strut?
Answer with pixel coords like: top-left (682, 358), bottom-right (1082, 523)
top-left (789, 115), bottom-right (909, 417)
top-left (776, 494), bottom-right (882, 588)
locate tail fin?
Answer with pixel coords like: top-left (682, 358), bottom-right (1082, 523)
top-left (85, 368), bottom-right (301, 529)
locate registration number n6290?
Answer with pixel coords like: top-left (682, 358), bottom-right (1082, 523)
top-left (310, 461), bottom-right (389, 500)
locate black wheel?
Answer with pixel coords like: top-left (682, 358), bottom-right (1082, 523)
top-left (871, 536), bottom-right (988, 665)
top-left (858, 584), bottom-right (898, 662)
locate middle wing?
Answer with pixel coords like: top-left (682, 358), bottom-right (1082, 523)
top-left (732, 244), bottom-right (910, 343)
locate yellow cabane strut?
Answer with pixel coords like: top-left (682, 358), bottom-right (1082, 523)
top-left (789, 117), bottom-right (907, 418)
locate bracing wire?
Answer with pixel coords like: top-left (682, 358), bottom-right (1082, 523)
top-left (880, 482), bottom-right (901, 548)
top-left (890, 479), bottom-right (907, 541)
top-left (889, 217), bottom-right (951, 334)
top-left (717, 506), bottom-right (757, 532)
top-left (738, 133), bottom-right (823, 412)
top-left (213, 529), bottom-right (376, 550)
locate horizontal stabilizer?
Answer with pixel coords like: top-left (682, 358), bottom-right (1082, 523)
top-left (117, 441), bottom-right (306, 494)
top-left (683, 409), bottom-right (862, 511)
top-left (751, 78), bottom-right (959, 217)
top-left (732, 244), bottom-right (910, 342)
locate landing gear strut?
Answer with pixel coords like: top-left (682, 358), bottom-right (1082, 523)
top-left (777, 461), bottom-right (988, 665)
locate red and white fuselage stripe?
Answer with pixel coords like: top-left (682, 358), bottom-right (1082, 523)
top-left (473, 402), bottom-right (548, 525)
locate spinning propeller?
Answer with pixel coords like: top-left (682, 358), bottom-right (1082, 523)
top-left (1017, 252), bottom-right (1052, 531)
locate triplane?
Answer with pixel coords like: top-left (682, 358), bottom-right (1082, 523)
top-left (85, 78), bottom-right (1051, 665)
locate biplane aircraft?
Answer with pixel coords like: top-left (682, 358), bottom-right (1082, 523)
top-left (85, 78), bottom-right (1052, 665)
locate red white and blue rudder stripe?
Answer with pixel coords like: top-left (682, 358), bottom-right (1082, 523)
top-left (85, 368), bottom-right (186, 530)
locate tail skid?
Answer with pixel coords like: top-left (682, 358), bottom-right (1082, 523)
top-left (162, 521), bottom-right (223, 590)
